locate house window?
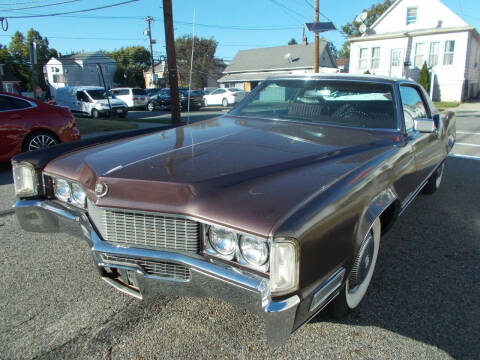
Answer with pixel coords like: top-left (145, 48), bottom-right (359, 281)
top-left (414, 43), bottom-right (425, 68)
top-left (371, 47), bottom-right (380, 69)
top-left (428, 42), bottom-right (440, 66)
top-left (390, 49), bottom-right (402, 67)
top-left (359, 48), bottom-right (368, 70)
top-left (443, 40), bottom-right (455, 65)
top-left (406, 7), bottom-right (417, 25)
top-left (52, 74), bottom-right (66, 83)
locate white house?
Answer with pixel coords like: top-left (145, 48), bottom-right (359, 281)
top-left (44, 52), bottom-right (117, 96)
top-left (348, 0), bottom-right (480, 102)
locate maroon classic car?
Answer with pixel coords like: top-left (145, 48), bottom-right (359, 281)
top-left (12, 75), bottom-right (456, 345)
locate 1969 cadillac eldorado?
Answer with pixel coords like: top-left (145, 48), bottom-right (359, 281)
top-left (12, 75), bottom-right (456, 345)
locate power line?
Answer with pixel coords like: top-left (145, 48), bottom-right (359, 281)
top-left (0, 34), bottom-right (145, 41)
top-left (0, 0), bottom-right (82, 12)
top-left (0, 0), bottom-right (48, 5)
top-left (4, 0), bottom-right (140, 18)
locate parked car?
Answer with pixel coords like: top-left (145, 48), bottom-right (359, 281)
top-left (110, 88), bottom-right (149, 109)
top-left (151, 88), bottom-right (203, 111)
top-left (145, 89), bottom-right (171, 112)
top-left (203, 87), bottom-right (246, 107)
top-left (203, 87), bottom-right (218, 95)
top-left (55, 86), bottom-right (128, 118)
top-left (0, 92), bottom-right (80, 162)
top-left (12, 75), bottom-right (456, 345)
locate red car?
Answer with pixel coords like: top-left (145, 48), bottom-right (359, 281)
top-left (0, 92), bottom-right (80, 162)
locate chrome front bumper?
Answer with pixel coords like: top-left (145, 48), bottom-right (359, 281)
top-left (14, 200), bottom-right (300, 345)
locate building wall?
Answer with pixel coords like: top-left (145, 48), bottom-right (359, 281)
top-left (46, 56), bottom-right (116, 96)
top-left (465, 34), bottom-right (480, 98)
top-left (350, 30), bottom-right (471, 101)
top-left (372, 0), bottom-right (468, 34)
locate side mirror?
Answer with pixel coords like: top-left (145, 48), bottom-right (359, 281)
top-left (414, 118), bottom-right (437, 133)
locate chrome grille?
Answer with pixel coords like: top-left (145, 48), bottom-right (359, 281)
top-left (88, 200), bottom-right (200, 253)
top-left (101, 254), bottom-right (191, 280)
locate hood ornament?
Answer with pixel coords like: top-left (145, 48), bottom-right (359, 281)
top-left (95, 182), bottom-right (108, 198)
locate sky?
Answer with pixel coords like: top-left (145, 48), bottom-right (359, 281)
top-left (1, 0), bottom-right (480, 62)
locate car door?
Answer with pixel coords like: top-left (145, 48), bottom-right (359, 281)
top-left (211, 88), bottom-right (226, 105)
top-left (399, 84), bottom-right (444, 185)
top-left (0, 95), bottom-right (32, 157)
top-left (76, 91), bottom-right (90, 115)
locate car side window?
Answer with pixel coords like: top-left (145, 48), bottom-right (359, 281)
top-left (76, 91), bottom-right (88, 102)
top-left (10, 97), bottom-right (31, 110)
top-left (0, 95), bottom-right (15, 111)
top-left (399, 85), bottom-right (429, 132)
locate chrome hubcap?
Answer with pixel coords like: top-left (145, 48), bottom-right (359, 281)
top-left (349, 232), bottom-right (374, 290)
top-left (28, 135), bottom-right (56, 151)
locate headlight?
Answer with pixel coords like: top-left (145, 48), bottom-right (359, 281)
top-left (53, 178), bottom-right (71, 202)
top-left (13, 162), bottom-right (38, 197)
top-left (270, 239), bottom-right (299, 296)
top-left (209, 226), bottom-right (237, 258)
top-left (239, 235), bottom-right (268, 266)
top-left (71, 183), bottom-right (87, 207)
top-left (51, 176), bottom-right (87, 208)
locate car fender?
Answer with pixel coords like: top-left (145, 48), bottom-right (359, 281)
top-left (355, 187), bottom-right (398, 251)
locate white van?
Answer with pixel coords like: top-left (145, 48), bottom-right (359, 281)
top-left (110, 88), bottom-right (149, 109)
top-left (55, 86), bottom-right (128, 118)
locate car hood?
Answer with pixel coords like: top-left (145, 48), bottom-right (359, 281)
top-left (45, 116), bottom-right (396, 236)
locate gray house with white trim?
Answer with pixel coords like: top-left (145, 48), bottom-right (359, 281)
top-left (218, 42), bottom-right (337, 91)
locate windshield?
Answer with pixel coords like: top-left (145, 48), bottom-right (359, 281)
top-left (229, 80), bottom-right (397, 129)
top-left (86, 89), bottom-right (110, 100)
top-left (132, 88), bottom-right (147, 95)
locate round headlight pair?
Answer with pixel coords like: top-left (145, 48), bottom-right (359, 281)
top-left (208, 226), bottom-right (268, 267)
top-left (53, 178), bottom-right (86, 207)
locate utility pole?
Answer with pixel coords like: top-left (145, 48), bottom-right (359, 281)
top-left (145, 16), bottom-right (156, 88)
top-left (96, 64), bottom-right (112, 118)
top-left (163, 0), bottom-right (181, 124)
top-left (314, 0), bottom-right (319, 73)
top-left (28, 42), bottom-right (37, 98)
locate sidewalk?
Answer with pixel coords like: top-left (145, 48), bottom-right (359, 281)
top-left (454, 100), bottom-right (480, 111)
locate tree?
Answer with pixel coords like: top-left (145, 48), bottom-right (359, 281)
top-left (418, 62), bottom-right (430, 93)
top-left (288, 38), bottom-right (298, 45)
top-left (175, 35), bottom-right (217, 88)
top-left (109, 46), bottom-right (151, 88)
top-left (338, 0), bottom-right (393, 59)
top-left (7, 29), bottom-right (57, 91)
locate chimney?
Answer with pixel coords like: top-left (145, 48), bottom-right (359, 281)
top-left (302, 27), bottom-right (308, 45)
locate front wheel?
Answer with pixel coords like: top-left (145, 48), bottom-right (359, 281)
top-left (330, 218), bottom-right (381, 318)
top-left (422, 162), bottom-right (445, 194)
top-left (204, 98), bottom-right (208, 107)
top-left (222, 98), bottom-right (228, 107)
top-left (147, 102), bottom-right (155, 112)
top-left (91, 109), bottom-right (100, 119)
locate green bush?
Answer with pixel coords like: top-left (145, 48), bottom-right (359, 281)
top-left (418, 62), bottom-right (430, 93)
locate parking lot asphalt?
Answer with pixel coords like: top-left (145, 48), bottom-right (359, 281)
top-left (0, 107), bottom-right (479, 359)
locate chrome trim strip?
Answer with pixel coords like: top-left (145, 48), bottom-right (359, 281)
top-left (309, 267), bottom-right (345, 312)
top-left (102, 277), bottom-right (143, 300)
top-left (398, 161), bottom-right (444, 215)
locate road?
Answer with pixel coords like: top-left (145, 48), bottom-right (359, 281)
top-left (0, 107), bottom-right (479, 359)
